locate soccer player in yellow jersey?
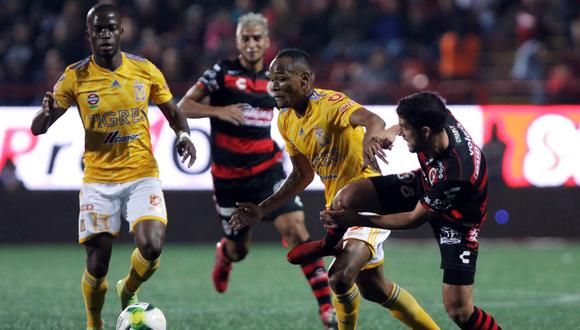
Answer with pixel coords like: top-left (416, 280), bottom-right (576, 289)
top-left (230, 48), bottom-right (439, 330)
top-left (30, 4), bottom-right (196, 330)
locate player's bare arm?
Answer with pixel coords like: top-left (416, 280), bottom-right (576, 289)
top-left (31, 92), bottom-right (67, 135)
top-left (177, 83), bottom-right (246, 126)
top-left (157, 100), bottom-right (197, 167)
top-left (229, 153), bottom-right (314, 231)
top-left (349, 107), bottom-right (387, 171)
top-left (321, 200), bottom-right (432, 230)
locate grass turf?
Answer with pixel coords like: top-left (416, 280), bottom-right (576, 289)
top-left (0, 240), bottom-right (578, 329)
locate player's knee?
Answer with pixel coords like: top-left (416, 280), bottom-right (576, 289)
top-left (282, 222), bottom-right (310, 247)
top-left (328, 266), bottom-right (358, 294)
top-left (138, 240), bottom-right (163, 260)
top-left (359, 287), bottom-right (389, 303)
top-left (331, 186), bottom-right (357, 211)
top-left (443, 301), bottom-right (472, 325)
top-left (227, 246), bottom-right (249, 262)
top-left (87, 259), bottom-right (109, 278)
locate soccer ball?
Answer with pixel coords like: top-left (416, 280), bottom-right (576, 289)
top-left (116, 302), bottom-right (166, 330)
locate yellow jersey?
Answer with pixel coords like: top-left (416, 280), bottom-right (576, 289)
top-left (277, 88), bottom-right (378, 206)
top-left (53, 52), bottom-right (173, 183)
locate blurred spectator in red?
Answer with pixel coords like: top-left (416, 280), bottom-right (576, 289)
top-left (546, 63), bottom-right (580, 104)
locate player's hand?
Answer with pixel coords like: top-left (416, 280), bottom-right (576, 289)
top-left (320, 208), bottom-right (365, 229)
top-left (215, 103), bottom-right (248, 126)
top-left (362, 132), bottom-right (387, 173)
top-left (41, 92), bottom-right (55, 117)
top-left (176, 132), bottom-right (197, 167)
top-left (229, 202), bottom-right (263, 231)
top-left (375, 125), bottom-right (400, 150)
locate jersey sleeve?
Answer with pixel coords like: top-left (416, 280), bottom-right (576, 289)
top-left (52, 70), bottom-right (75, 109)
top-left (149, 62), bottom-right (174, 105)
top-left (277, 113), bottom-right (300, 157)
top-left (196, 62), bottom-right (223, 94)
top-left (325, 92), bottom-right (363, 128)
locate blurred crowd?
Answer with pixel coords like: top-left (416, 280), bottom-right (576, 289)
top-left (0, 0), bottom-right (579, 105)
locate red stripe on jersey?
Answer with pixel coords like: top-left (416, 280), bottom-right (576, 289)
top-left (211, 151), bottom-right (283, 179)
top-left (224, 75), bottom-right (270, 93)
top-left (215, 132), bottom-right (275, 154)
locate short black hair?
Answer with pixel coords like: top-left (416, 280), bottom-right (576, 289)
top-left (86, 3), bottom-right (120, 25)
top-left (396, 91), bottom-right (449, 133)
top-left (275, 48), bottom-right (312, 71)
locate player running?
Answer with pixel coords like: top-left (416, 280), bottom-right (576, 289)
top-left (229, 48), bottom-right (439, 330)
top-left (31, 4), bottom-right (196, 330)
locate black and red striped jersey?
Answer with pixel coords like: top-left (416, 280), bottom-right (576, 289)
top-left (195, 58), bottom-right (282, 181)
top-left (418, 112), bottom-right (488, 227)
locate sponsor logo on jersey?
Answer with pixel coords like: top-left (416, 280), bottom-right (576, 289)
top-left (87, 93), bottom-right (99, 109)
top-left (338, 100), bottom-right (356, 113)
top-left (80, 204), bottom-right (94, 211)
top-left (103, 131), bottom-right (140, 144)
top-left (440, 226), bottom-right (462, 244)
top-left (235, 78), bottom-right (247, 90)
top-left (111, 80), bottom-right (121, 88)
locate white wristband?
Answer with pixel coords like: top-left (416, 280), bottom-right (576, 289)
top-left (178, 131), bottom-right (191, 141)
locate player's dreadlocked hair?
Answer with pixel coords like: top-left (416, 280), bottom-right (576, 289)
top-left (396, 91), bottom-right (449, 133)
top-left (275, 48), bottom-right (313, 72)
top-left (237, 12), bottom-right (269, 36)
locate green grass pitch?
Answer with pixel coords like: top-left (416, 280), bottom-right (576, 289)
top-left (1, 240), bottom-right (579, 329)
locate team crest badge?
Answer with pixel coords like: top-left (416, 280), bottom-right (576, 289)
top-left (314, 126), bottom-right (329, 147)
top-left (134, 81), bottom-right (146, 101)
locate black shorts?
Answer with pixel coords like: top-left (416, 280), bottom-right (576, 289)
top-left (370, 172), bottom-right (478, 285)
top-left (213, 164), bottom-right (303, 240)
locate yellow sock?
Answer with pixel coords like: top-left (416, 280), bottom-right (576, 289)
top-left (125, 248), bottom-right (160, 293)
top-left (81, 269), bottom-right (107, 329)
top-left (381, 283), bottom-right (440, 330)
top-left (333, 284), bottom-right (361, 330)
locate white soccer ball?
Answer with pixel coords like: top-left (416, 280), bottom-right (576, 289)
top-left (116, 302), bottom-right (166, 330)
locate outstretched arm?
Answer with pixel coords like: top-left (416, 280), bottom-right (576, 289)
top-left (349, 108), bottom-right (387, 172)
top-left (31, 92), bottom-right (67, 135)
top-left (321, 201), bottom-right (432, 230)
top-left (157, 100), bottom-right (197, 167)
top-left (178, 84), bottom-right (246, 126)
top-left (229, 153), bottom-right (314, 231)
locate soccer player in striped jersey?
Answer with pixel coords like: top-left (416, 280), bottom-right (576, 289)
top-left (321, 92), bottom-right (502, 330)
top-left (178, 13), bottom-right (336, 329)
top-left (31, 4), bottom-right (196, 330)
top-left (230, 48), bottom-right (439, 330)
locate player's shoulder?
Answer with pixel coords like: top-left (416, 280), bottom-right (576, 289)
top-left (123, 52), bottom-right (154, 69)
top-left (65, 56), bottom-right (91, 73)
top-left (311, 88), bottom-right (351, 107)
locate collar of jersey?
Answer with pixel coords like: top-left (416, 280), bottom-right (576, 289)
top-left (90, 52), bottom-right (127, 73)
